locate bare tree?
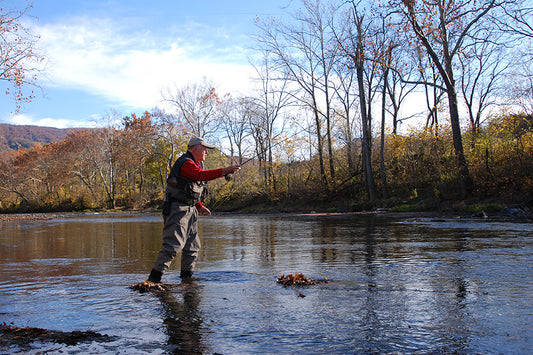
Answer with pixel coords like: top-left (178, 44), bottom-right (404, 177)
top-left (219, 94), bottom-right (254, 163)
top-left (374, 13), bottom-right (419, 198)
top-left (297, 0), bottom-right (338, 180)
top-left (331, 58), bottom-right (358, 174)
top-left (336, 1), bottom-right (379, 201)
top-left (161, 78), bottom-right (222, 139)
top-left (495, 2), bottom-right (533, 39)
top-left (416, 50), bottom-right (447, 132)
top-left (384, 44), bottom-right (418, 135)
top-left (254, 0), bottom-right (338, 189)
top-left (249, 51), bottom-right (294, 191)
top-left (91, 112), bottom-right (124, 209)
top-left (459, 32), bottom-right (509, 137)
top-left (495, 3), bottom-right (533, 114)
top-left (67, 130), bottom-right (101, 203)
top-left (507, 60), bottom-right (533, 115)
top-left (389, 0), bottom-right (509, 198)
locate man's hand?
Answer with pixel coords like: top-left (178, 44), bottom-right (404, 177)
top-left (222, 164), bottom-right (240, 175)
top-left (197, 205), bottom-right (211, 216)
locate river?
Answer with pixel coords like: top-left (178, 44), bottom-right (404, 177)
top-left (0, 212), bottom-right (532, 354)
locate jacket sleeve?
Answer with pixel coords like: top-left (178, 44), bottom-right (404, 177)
top-left (179, 160), bottom-right (224, 181)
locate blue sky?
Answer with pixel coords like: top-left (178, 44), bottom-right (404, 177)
top-left (0, 0), bottom-right (299, 128)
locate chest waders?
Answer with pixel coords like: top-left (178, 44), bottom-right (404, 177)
top-left (148, 152), bottom-right (207, 282)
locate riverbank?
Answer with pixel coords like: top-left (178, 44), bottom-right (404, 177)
top-left (2, 187), bottom-right (532, 221)
top-left (1, 203), bottom-right (531, 222)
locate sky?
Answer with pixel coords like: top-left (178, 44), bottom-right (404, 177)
top-left (0, 0), bottom-right (299, 128)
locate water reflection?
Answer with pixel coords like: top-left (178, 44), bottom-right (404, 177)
top-left (157, 281), bottom-right (206, 354)
top-left (0, 214), bottom-right (163, 279)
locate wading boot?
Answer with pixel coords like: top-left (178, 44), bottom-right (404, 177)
top-left (148, 269), bottom-right (163, 283)
top-left (180, 270), bottom-right (193, 279)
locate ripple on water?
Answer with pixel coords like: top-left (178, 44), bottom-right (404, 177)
top-left (0, 214), bottom-right (531, 354)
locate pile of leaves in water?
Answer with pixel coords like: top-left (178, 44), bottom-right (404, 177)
top-left (0, 322), bottom-right (112, 346)
top-left (276, 273), bottom-right (317, 287)
top-left (129, 280), bottom-right (169, 293)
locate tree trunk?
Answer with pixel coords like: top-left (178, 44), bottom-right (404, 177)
top-left (312, 100), bottom-right (328, 189)
top-left (447, 86), bottom-right (473, 199)
top-left (402, 0), bottom-right (475, 199)
top-left (354, 14), bottom-right (376, 202)
top-left (380, 67), bottom-right (389, 200)
top-left (357, 65), bottom-right (376, 201)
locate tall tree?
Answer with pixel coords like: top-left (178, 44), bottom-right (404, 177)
top-left (122, 111), bottom-right (157, 201)
top-left (67, 130), bottom-right (101, 203)
top-left (297, 0), bottom-right (338, 180)
top-left (249, 51), bottom-right (294, 191)
top-left (390, 0), bottom-right (508, 198)
top-left (383, 43), bottom-right (418, 135)
top-left (337, 2), bottom-right (378, 201)
top-left (255, 0), bottom-right (338, 188)
top-left (416, 50), bottom-right (446, 132)
top-left (331, 52), bottom-right (358, 174)
top-left (79, 112), bottom-right (124, 209)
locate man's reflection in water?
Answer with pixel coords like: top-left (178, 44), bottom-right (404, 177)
top-left (157, 280), bottom-right (206, 354)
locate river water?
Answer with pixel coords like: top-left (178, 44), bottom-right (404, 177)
top-left (0, 212), bottom-right (531, 354)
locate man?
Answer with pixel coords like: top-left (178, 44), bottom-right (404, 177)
top-left (147, 137), bottom-right (240, 283)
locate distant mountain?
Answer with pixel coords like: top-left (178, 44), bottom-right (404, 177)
top-left (0, 123), bottom-right (78, 153)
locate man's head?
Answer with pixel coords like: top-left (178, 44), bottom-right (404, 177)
top-left (187, 137), bottom-right (215, 162)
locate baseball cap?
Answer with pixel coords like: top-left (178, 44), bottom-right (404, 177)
top-left (188, 136), bottom-right (216, 149)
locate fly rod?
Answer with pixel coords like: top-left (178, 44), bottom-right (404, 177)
top-left (224, 152), bottom-right (260, 181)
top-left (222, 136), bottom-right (297, 181)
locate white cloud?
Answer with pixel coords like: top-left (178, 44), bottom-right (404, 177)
top-left (8, 113), bottom-right (99, 128)
top-left (33, 16), bottom-right (256, 111)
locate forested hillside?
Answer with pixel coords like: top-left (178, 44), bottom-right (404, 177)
top-left (0, 124), bottom-right (78, 153)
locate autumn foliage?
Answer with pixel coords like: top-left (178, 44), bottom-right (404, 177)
top-left (1, 112), bottom-right (531, 213)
